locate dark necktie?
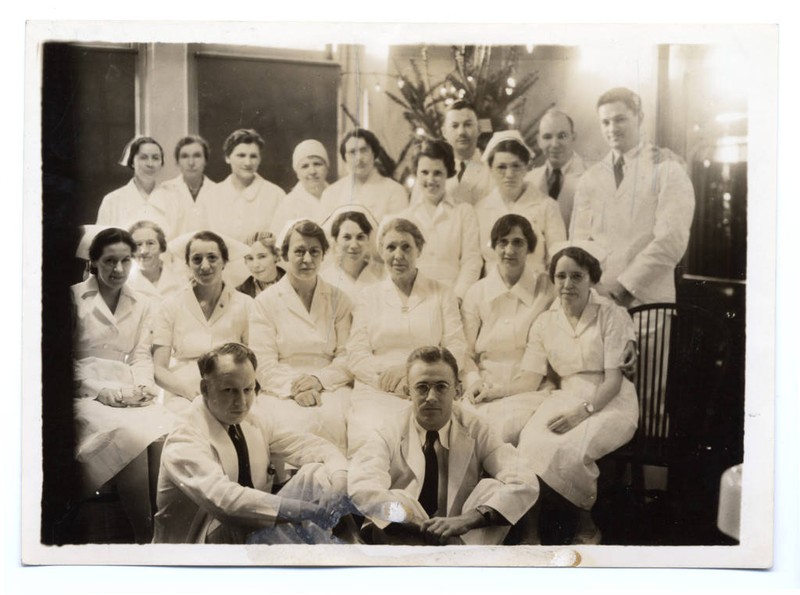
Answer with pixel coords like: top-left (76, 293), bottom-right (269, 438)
top-left (614, 156), bottom-right (625, 188)
top-left (228, 424), bottom-right (254, 488)
top-left (457, 160), bottom-right (467, 183)
top-left (548, 167), bottom-right (563, 199)
top-left (419, 430), bottom-right (439, 516)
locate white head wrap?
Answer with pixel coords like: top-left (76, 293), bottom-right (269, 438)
top-left (481, 129), bottom-right (534, 164)
top-left (292, 140), bottom-right (329, 171)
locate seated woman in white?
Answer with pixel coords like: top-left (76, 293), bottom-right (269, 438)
top-left (72, 227), bottom-right (176, 543)
top-left (152, 231), bottom-right (252, 414)
top-left (319, 207), bottom-right (383, 302)
top-left (249, 220), bottom-right (353, 452)
top-left (474, 130), bottom-right (566, 274)
top-left (460, 214), bottom-right (556, 444)
top-left (236, 230), bottom-right (285, 299)
top-left (270, 139), bottom-right (330, 235)
top-left (150, 135), bottom-right (217, 238)
top-left (320, 128), bottom-right (408, 223)
top-left (126, 220), bottom-right (188, 302)
top-left (513, 244), bottom-right (639, 545)
top-left (346, 217), bottom-right (467, 454)
top-left (396, 139), bottom-right (481, 301)
top-left (97, 136), bottom-right (171, 235)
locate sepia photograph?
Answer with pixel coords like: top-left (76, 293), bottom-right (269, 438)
top-left (20, 18), bottom-right (782, 578)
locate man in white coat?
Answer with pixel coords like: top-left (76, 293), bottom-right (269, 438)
top-left (525, 109), bottom-right (587, 229)
top-left (348, 346), bottom-right (539, 545)
top-left (571, 87), bottom-right (695, 306)
top-left (153, 342), bottom-right (350, 544)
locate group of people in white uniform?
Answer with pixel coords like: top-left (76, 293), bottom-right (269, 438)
top-left (71, 86), bottom-right (695, 546)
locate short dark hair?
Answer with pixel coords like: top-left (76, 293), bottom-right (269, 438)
top-left (538, 109), bottom-right (575, 135)
top-left (406, 346), bottom-right (459, 381)
top-left (446, 100), bottom-right (478, 118)
top-left (379, 217), bottom-right (425, 252)
top-left (596, 87), bottom-right (642, 115)
top-left (88, 227), bottom-right (137, 274)
top-left (223, 128), bottom-right (265, 157)
top-left (122, 136), bottom-right (164, 169)
top-left (413, 139), bottom-right (457, 179)
top-left (128, 220), bottom-right (167, 253)
top-left (490, 214), bottom-right (537, 254)
top-left (487, 139), bottom-right (531, 166)
top-left (185, 230), bottom-right (229, 265)
top-left (197, 342), bottom-right (258, 380)
top-left (549, 246), bottom-right (603, 284)
top-left (339, 128), bottom-right (381, 162)
top-left (280, 220), bottom-right (330, 260)
top-left (174, 135), bottom-right (210, 162)
top-left (331, 210), bottom-right (373, 240)
top-left (339, 128), bottom-right (396, 178)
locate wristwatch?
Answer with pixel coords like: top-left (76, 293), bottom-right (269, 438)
top-left (582, 401), bottom-right (595, 415)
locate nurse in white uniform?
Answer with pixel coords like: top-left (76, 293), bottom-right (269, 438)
top-left (152, 231), bottom-right (252, 414)
top-left (269, 139), bottom-right (330, 235)
top-left (474, 130), bottom-right (566, 274)
top-left (249, 220), bottom-right (353, 452)
top-left (96, 136), bottom-right (170, 234)
top-left (460, 214), bottom-right (556, 444)
top-left (149, 135), bottom-right (217, 239)
top-left (319, 207), bottom-right (383, 302)
top-left (346, 217), bottom-right (467, 454)
top-left (202, 128), bottom-right (286, 242)
top-left (320, 128), bottom-right (408, 223)
top-left (127, 220), bottom-right (188, 303)
top-left (396, 139), bottom-right (481, 301)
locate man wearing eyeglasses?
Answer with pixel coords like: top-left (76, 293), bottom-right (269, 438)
top-left (525, 109), bottom-right (586, 229)
top-left (348, 346), bottom-right (539, 545)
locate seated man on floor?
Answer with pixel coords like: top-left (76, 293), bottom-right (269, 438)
top-left (348, 345), bottom-right (539, 545)
top-left (153, 342), bottom-right (354, 544)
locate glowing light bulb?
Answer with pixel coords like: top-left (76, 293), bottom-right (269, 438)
top-left (505, 88), bottom-right (513, 96)
top-left (397, 79), bottom-right (405, 89)
top-left (507, 77), bottom-right (516, 87)
top-left (467, 76), bottom-right (474, 83)
top-left (406, 175), bottom-right (416, 188)
top-left (458, 88), bottom-right (466, 98)
top-left (444, 98), bottom-right (454, 106)
top-left (505, 114), bottom-right (515, 125)
top-left (415, 127), bottom-right (426, 136)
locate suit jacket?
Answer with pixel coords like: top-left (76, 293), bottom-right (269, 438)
top-left (525, 153), bottom-right (587, 230)
top-left (348, 403), bottom-right (538, 530)
top-left (154, 397), bottom-right (347, 543)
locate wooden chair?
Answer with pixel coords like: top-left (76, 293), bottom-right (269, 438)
top-left (602, 303), bottom-right (731, 534)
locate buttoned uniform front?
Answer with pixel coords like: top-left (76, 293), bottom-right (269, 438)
top-left (569, 142), bottom-right (695, 304)
top-left (149, 174), bottom-right (217, 239)
top-left (345, 274), bottom-right (468, 454)
top-left (348, 402), bottom-right (539, 545)
top-left (318, 260), bottom-right (384, 303)
top-left (525, 153), bottom-right (588, 230)
top-left (394, 194), bottom-right (482, 301)
top-left (202, 173), bottom-right (286, 243)
top-left (269, 182), bottom-right (326, 236)
top-left (249, 275), bottom-right (353, 452)
top-left (152, 284), bottom-right (252, 413)
top-left (71, 276), bottom-right (176, 493)
top-left (154, 397), bottom-right (348, 544)
top-left (96, 179), bottom-right (172, 238)
top-left (517, 290), bottom-right (638, 510)
top-left (474, 182), bottom-right (567, 274)
top-left (319, 169), bottom-right (408, 224)
top-left (460, 266), bottom-right (556, 443)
